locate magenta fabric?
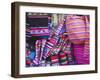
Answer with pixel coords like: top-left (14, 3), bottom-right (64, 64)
top-left (73, 44), bottom-right (89, 64)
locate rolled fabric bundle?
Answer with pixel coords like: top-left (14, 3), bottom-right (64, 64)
top-left (50, 54), bottom-right (59, 66)
top-left (66, 15), bottom-right (88, 44)
top-left (40, 39), bottom-right (47, 61)
top-left (66, 15), bottom-right (90, 64)
top-left (35, 40), bottom-right (41, 65)
top-left (59, 52), bottom-right (68, 65)
top-left (62, 42), bottom-right (75, 65)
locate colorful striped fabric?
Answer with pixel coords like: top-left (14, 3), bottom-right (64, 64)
top-left (59, 52), bottom-right (68, 65)
top-left (43, 37), bottom-right (58, 59)
top-left (35, 40), bottom-right (41, 64)
top-left (83, 16), bottom-right (90, 64)
top-left (50, 54), bottom-right (59, 66)
top-left (30, 27), bottom-right (50, 36)
top-left (83, 40), bottom-right (90, 64)
top-left (66, 15), bottom-right (90, 64)
top-left (73, 44), bottom-right (84, 64)
top-left (66, 15), bottom-right (89, 44)
top-left (73, 43), bottom-right (89, 64)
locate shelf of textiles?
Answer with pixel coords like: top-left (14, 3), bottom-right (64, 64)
top-left (26, 12), bottom-right (90, 67)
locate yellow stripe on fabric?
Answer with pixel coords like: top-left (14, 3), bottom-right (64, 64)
top-left (68, 27), bottom-right (86, 32)
top-left (69, 36), bottom-right (89, 40)
top-left (68, 31), bottom-right (86, 34)
top-left (66, 25), bottom-right (86, 30)
top-left (66, 19), bottom-right (85, 24)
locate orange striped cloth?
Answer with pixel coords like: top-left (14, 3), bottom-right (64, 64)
top-left (66, 15), bottom-right (90, 64)
top-left (66, 15), bottom-right (89, 44)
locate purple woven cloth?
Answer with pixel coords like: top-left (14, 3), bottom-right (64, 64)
top-left (73, 44), bottom-right (89, 64)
